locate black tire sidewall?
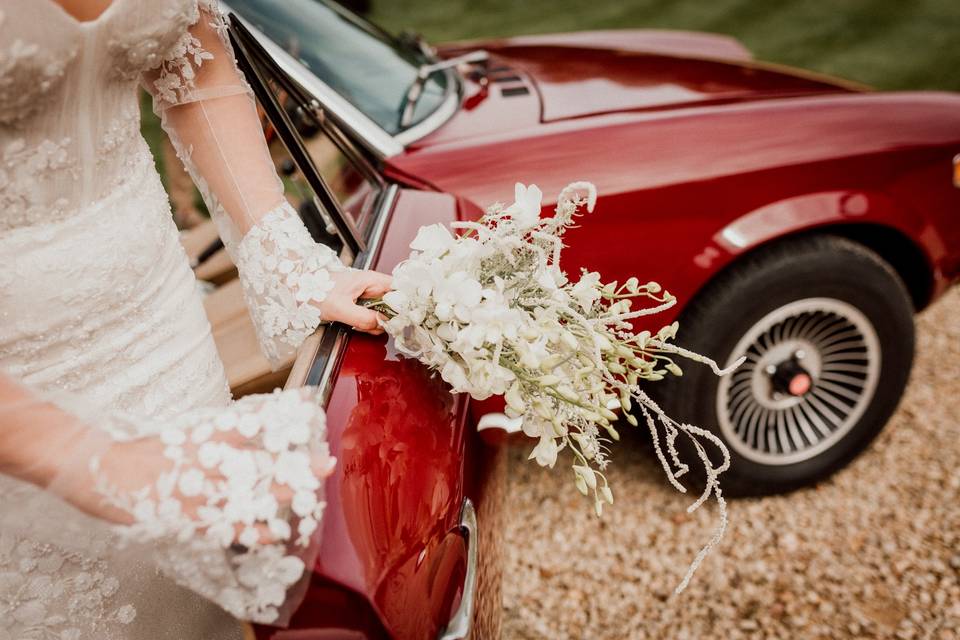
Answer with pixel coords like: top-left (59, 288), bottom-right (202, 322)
top-left (658, 237), bottom-right (915, 495)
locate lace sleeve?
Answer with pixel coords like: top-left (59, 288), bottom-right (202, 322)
top-left (142, 0), bottom-right (344, 367)
top-left (0, 373), bottom-right (333, 626)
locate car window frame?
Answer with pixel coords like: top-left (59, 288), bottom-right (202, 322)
top-left (229, 14), bottom-right (398, 399)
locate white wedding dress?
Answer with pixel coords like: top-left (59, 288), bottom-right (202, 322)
top-left (0, 0), bottom-right (346, 637)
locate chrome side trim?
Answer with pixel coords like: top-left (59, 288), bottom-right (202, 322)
top-left (285, 184), bottom-right (399, 399)
top-left (438, 499), bottom-right (478, 640)
top-left (225, 5), bottom-right (403, 159)
top-left (355, 184), bottom-right (398, 270)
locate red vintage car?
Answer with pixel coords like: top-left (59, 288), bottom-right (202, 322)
top-left (212, 1), bottom-right (960, 638)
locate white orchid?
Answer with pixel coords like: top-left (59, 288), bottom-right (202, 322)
top-left (409, 222), bottom-right (455, 257)
top-left (370, 181), bottom-right (743, 593)
top-left (504, 182), bottom-right (544, 230)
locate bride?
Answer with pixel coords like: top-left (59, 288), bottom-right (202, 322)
top-left (0, 0), bottom-right (392, 637)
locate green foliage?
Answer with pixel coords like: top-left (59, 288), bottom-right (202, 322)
top-left (370, 0), bottom-right (960, 91)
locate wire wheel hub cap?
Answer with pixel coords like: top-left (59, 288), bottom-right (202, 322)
top-left (716, 298), bottom-right (881, 466)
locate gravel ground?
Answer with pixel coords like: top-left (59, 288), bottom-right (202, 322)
top-left (502, 288), bottom-right (960, 640)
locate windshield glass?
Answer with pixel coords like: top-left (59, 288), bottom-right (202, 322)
top-left (227, 0), bottom-right (448, 135)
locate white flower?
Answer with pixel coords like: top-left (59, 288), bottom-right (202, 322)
top-left (440, 359), bottom-right (470, 392)
top-left (268, 518), bottom-right (291, 541)
top-left (409, 223), bottom-right (455, 256)
top-left (275, 554), bottom-right (307, 584)
top-left (177, 468), bottom-right (205, 497)
top-left (275, 450), bottom-right (319, 490)
top-left (190, 421), bottom-right (214, 444)
top-left (298, 516), bottom-right (318, 539)
top-left (291, 490), bottom-right (317, 518)
top-left (238, 526), bottom-right (260, 548)
top-left (114, 604), bottom-right (137, 625)
top-left (219, 450), bottom-right (259, 490)
top-left (573, 465), bottom-right (597, 490)
top-left (197, 441), bottom-right (222, 468)
top-left (214, 411), bottom-right (239, 430)
top-left (528, 434), bottom-right (558, 468)
top-left (570, 271), bottom-right (602, 311)
top-left (236, 413), bottom-right (261, 438)
top-left (505, 182), bottom-right (543, 230)
top-left (257, 583), bottom-right (287, 608)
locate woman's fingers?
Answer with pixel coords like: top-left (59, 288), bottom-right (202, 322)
top-left (355, 271), bottom-right (392, 298)
top-left (319, 269), bottom-right (391, 333)
top-left (327, 297), bottom-right (382, 333)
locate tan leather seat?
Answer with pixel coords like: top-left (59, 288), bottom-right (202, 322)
top-left (181, 225), bottom-right (292, 397)
top-left (179, 219), bottom-right (237, 285)
top-left (202, 279), bottom-right (294, 397)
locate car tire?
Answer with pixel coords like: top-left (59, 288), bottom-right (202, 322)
top-left (650, 235), bottom-right (915, 496)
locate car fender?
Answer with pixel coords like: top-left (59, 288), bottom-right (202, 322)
top-left (696, 188), bottom-right (950, 309)
top-left (711, 189), bottom-right (930, 257)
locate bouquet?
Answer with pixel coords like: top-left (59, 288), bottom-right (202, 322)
top-left (368, 181), bottom-right (742, 591)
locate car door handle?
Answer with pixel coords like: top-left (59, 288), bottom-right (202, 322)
top-left (437, 498), bottom-right (478, 640)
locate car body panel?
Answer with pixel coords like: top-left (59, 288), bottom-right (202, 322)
top-left (480, 48), bottom-right (854, 122)
top-left (319, 190), bottom-right (472, 638)
top-left (445, 29), bottom-right (754, 62)
top-left (388, 90), bottom-right (960, 317)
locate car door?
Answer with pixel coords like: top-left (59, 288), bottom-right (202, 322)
top-left (228, 20), bottom-right (500, 640)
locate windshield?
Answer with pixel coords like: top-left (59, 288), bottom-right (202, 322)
top-left (227, 0), bottom-right (448, 135)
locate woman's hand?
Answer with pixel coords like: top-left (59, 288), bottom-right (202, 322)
top-left (318, 269), bottom-right (392, 334)
top-left (45, 388), bottom-right (336, 548)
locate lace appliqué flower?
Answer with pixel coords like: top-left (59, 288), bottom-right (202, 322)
top-left (236, 202), bottom-right (344, 367)
top-left (152, 32), bottom-right (213, 105)
top-left (0, 136), bottom-right (78, 231)
top-left (150, 1), bottom-right (231, 105)
top-left (91, 388), bottom-right (334, 623)
top-left (0, 531), bottom-right (138, 637)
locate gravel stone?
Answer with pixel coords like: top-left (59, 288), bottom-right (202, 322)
top-left (502, 288), bottom-right (960, 639)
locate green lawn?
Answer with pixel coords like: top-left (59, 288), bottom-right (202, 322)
top-left (370, 0), bottom-right (960, 92)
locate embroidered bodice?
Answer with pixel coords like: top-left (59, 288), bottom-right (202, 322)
top-left (0, 0), bottom-right (343, 366)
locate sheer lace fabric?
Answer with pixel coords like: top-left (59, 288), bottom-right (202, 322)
top-left (0, 0), bottom-right (345, 636)
top-left (1, 383), bottom-right (333, 631)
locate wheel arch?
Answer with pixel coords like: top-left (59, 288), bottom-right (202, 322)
top-left (701, 187), bottom-right (940, 317)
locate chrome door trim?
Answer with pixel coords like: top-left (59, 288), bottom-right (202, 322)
top-left (438, 498), bottom-right (478, 640)
top-left (354, 183), bottom-right (397, 271)
top-left (285, 184), bottom-right (399, 399)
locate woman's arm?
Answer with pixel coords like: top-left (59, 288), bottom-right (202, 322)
top-left (0, 373), bottom-right (87, 488)
top-left (142, 1), bottom-right (390, 366)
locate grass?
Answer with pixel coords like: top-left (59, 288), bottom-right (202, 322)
top-left (369, 0), bottom-right (960, 91)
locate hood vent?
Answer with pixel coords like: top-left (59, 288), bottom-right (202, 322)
top-left (488, 64), bottom-right (530, 97)
top-left (500, 85), bottom-right (530, 97)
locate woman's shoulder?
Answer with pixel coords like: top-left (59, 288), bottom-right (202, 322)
top-left (105, 0), bottom-right (214, 79)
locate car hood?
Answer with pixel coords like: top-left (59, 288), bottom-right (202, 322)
top-left (442, 31), bottom-right (861, 122)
